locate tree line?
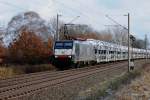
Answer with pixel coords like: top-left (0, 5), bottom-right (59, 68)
top-left (0, 12), bottom-right (148, 65)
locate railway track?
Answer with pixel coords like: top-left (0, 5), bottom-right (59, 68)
top-left (0, 62), bottom-right (125, 90)
top-left (0, 61), bottom-right (125, 88)
top-left (0, 61), bottom-right (128, 100)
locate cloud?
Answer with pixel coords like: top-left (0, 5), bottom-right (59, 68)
top-left (0, 0), bottom-right (150, 39)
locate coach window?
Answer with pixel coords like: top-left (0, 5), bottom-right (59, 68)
top-left (117, 51), bottom-right (120, 54)
top-left (123, 52), bottom-right (125, 56)
top-left (95, 49), bottom-right (97, 54)
top-left (112, 51), bottom-right (114, 54)
top-left (99, 50), bottom-right (101, 54)
top-left (104, 50), bottom-right (106, 54)
top-left (101, 50), bottom-right (103, 54)
top-left (109, 51), bottom-right (112, 54)
top-left (110, 51), bottom-right (112, 55)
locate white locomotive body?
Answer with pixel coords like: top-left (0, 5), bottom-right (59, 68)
top-left (54, 40), bottom-right (96, 66)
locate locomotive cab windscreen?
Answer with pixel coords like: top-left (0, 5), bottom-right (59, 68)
top-left (54, 40), bottom-right (74, 58)
top-left (55, 41), bottom-right (73, 49)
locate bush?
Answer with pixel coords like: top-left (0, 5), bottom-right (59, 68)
top-left (0, 66), bottom-right (24, 79)
top-left (24, 64), bottom-right (56, 73)
top-left (0, 64), bottom-right (56, 79)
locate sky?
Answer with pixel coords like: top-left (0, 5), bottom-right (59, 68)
top-left (0, 0), bottom-right (150, 40)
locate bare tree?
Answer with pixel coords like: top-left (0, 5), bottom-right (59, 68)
top-left (110, 26), bottom-right (128, 45)
top-left (99, 29), bottom-right (113, 42)
top-left (48, 18), bottom-right (64, 40)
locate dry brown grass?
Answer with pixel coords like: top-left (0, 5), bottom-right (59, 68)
top-left (0, 66), bottom-right (23, 79)
top-left (115, 64), bottom-right (150, 100)
top-left (0, 64), bottom-right (56, 79)
top-left (23, 64), bottom-right (56, 73)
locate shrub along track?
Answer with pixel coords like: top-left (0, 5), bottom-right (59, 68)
top-left (0, 60), bottom-right (143, 100)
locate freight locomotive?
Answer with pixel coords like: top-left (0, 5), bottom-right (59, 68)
top-left (53, 39), bottom-right (150, 69)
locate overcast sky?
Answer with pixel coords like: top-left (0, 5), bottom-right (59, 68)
top-left (0, 0), bottom-right (149, 39)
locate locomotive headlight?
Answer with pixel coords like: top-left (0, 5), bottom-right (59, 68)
top-left (68, 56), bottom-right (71, 58)
top-left (55, 56), bottom-right (58, 58)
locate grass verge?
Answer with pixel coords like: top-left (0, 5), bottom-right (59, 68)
top-left (0, 64), bottom-right (56, 79)
top-left (78, 70), bottom-right (141, 100)
top-left (0, 67), bottom-right (23, 79)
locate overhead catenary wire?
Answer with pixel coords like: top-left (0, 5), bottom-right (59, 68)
top-left (0, 1), bottom-right (27, 11)
top-left (52, 0), bottom-right (80, 17)
top-left (105, 15), bottom-right (128, 30)
top-left (53, 0), bottom-right (102, 25)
